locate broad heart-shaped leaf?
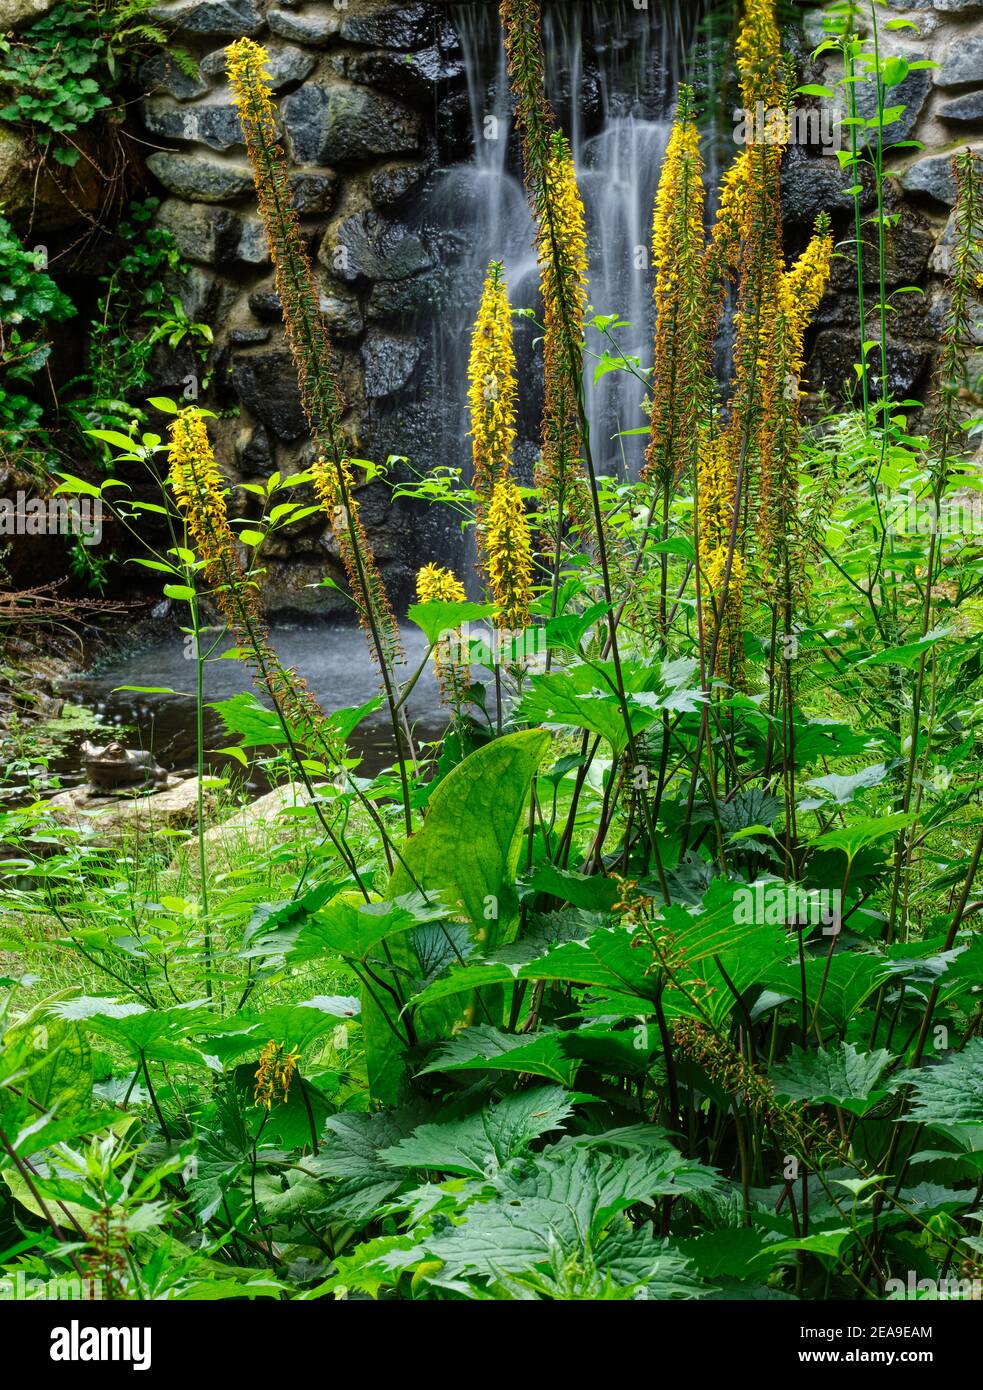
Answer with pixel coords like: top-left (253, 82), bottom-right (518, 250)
top-left (906, 1040), bottom-right (983, 1131)
top-left (242, 890), bottom-right (450, 965)
top-left (516, 663), bottom-right (655, 753)
top-left (675, 1228), bottom-right (783, 1279)
top-left (414, 922), bottom-right (659, 1009)
top-left (307, 1104), bottom-right (434, 1224)
top-left (800, 763), bottom-right (890, 810)
top-left (363, 729), bottom-right (552, 1104)
top-left (380, 1086), bottom-right (574, 1178)
top-left (521, 863), bottom-right (620, 912)
top-left (188, 998), bottom-right (360, 1067)
top-left (418, 1025), bottom-right (580, 1087)
top-left (406, 599), bottom-right (495, 645)
top-left (770, 1043), bottom-right (895, 1116)
top-left (808, 812), bottom-right (915, 860)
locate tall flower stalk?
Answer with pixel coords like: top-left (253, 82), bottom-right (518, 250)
top-left (227, 38), bottom-right (411, 831)
top-left (468, 260), bottom-right (518, 527)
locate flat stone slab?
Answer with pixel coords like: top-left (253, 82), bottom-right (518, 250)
top-left (45, 776), bottom-right (216, 840)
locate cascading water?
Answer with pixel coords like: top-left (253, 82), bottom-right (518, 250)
top-left (422, 0), bottom-right (716, 570)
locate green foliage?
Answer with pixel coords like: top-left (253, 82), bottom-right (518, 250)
top-left (0, 0), bottom-right (194, 159)
top-left (0, 215), bottom-right (74, 470)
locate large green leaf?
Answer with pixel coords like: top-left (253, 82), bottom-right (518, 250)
top-left (362, 730), bottom-right (552, 1103)
top-left (770, 1043), bottom-right (896, 1116)
top-left (3, 996), bottom-right (91, 1115)
top-left (906, 1041), bottom-right (983, 1130)
top-left (380, 1086), bottom-right (574, 1178)
top-left (418, 1025), bottom-right (581, 1087)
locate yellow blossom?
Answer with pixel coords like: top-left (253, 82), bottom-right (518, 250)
top-left (468, 261), bottom-right (517, 511)
top-left (485, 476), bottom-right (534, 633)
top-left (416, 563), bottom-right (470, 706)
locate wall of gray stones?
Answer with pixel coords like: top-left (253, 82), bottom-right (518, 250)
top-left (141, 0), bottom-right (466, 617)
top-left (5, 0), bottom-right (981, 612)
top-left (791, 1), bottom-right (983, 417)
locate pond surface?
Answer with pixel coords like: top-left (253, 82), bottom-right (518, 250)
top-left (58, 625), bottom-right (448, 787)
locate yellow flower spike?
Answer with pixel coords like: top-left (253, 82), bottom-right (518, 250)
top-left (416, 563), bottom-right (467, 606)
top-left (644, 85), bottom-right (709, 490)
top-left (737, 0), bottom-right (784, 113)
top-left (753, 215), bottom-right (833, 607)
top-left (537, 134), bottom-right (591, 532)
top-left (253, 1040), bottom-right (300, 1110)
top-left (416, 563), bottom-right (471, 706)
top-left (168, 408), bottom-right (346, 763)
top-left (228, 36), bottom-right (403, 684)
top-left (468, 261), bottom-right (518, 515)
top-left (485, 476), bottom-right (534, 635)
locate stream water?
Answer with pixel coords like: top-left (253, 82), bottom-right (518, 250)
top-left (58, 626), bottom-right (445, 787)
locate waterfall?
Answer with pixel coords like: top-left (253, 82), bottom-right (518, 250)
top-left (420, 0), bottom-right (715, 575)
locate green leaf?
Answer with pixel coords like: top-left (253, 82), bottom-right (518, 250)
top-left (407, 600), bottom-right (495, 645)
top-left (857, 628), bottom-right (952, 669)
top-left (906, 1041), bottom-right (983, 1130)
top-left (381, 1086), bottom-right (574, 1177)
top-left (771, 1043), bottom-right (895, 1116)
top-left (419, 1026), bottom-right (581, 1087)
top-left (363, 731), bottom-right (552, 1104)
top-left (2, 997), bottom-right (91, 1115)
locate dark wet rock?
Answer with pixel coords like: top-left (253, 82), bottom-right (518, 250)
top-left (259, 560), bottom-right (351, 620)
top-left (288, 169), bottom-right (340, 215)
top-left (331, 44), bottom-right (463, 103)
top-left (366, 268), bottom-right (445, 319)
top-left (139, 52), bottom-right (209, 101)
top-left (268, 6), bottom-right (342, 43)
top-left (151, 0), bottom-right (263, 38)
top-left (247, 278), bottom-right (363, 340)
top-left (228, 326), bottom-right (270, 345)
top-left (232, 351), bottom-right (307, 440)
top-left (781, 145), bottom-right (876, 223)
top-left (318, 210), bottom-right (432, 284)
top-left (146, 151), bottom-right (253, 203)
top-left (142, 98), bottom-right (243, 151)
top-left (236, 424), bottom-right (276, 475)
top-left (811, 329), bottom-right (930, 402)
top-left (317, 283), bottom-right (364, 341)
top-left (360, 329), bottom-right (421, 398)
top-left (339, 1), bottom-right (437, 50)
top-left (156, 200), bottom-right (269, 267)
top-left (369, 161), bottom-right (429, 212)
top-left (281, 83), bottom-right (423, 163)
top-left (200, 43), bottom-right (316, 91)
top-left (247, 284), bottom-right (284, 323)
top-left (829, 206), bottom-right (934, 289)
top-left (436, 89), bottom-right (473, 161)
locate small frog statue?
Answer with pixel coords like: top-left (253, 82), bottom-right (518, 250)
top-left (81, 740), bottom-right (169, 793)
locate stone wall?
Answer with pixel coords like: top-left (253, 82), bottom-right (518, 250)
top-left (5, 0), bottom-right (980, 615)
top-left (789, 1), bottom-right (983, 412)
top-left (141, 0), bottom-right (467, 617)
